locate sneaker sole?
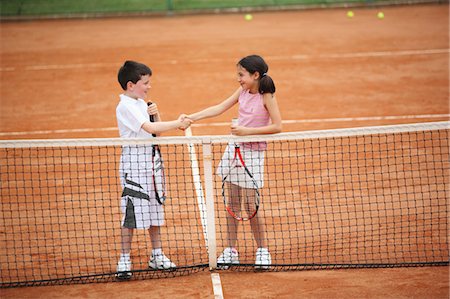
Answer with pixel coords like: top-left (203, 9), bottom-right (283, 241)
top-left (217, 262), bottom-right (239, 270)
top-left (115, 271), bottom-right (132, 280)
top-left (217, 264), bottom-right (230, 270)
top-left (149, 264), bottom-right (177, 271)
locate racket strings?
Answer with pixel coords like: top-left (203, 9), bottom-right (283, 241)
top-left (224, 179), bottom-right (259, 219)
top-left (152, 145), bottom-right (166, 205)
top-left (221, 146), bottom-right (261, 220)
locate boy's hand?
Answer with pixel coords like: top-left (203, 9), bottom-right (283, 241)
top-left (147, 102), bottom-right (159, 116)
top-left (178, 114), bottom-right (193, 130)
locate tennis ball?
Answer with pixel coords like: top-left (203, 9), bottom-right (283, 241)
top-left (377, 12), bottom-right (385, 19)
top-left (244, 14), bottom-right (253, 21)
top-left (347, 11), bottom-right (354, 18)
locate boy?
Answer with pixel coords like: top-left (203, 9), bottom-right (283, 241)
top-left (116, 60), bottom-right (191, 278)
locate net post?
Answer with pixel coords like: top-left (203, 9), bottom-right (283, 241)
top-left (185, 128), bottom-right (209, 250)
top-left (202, 138), bottom-right (217, 270)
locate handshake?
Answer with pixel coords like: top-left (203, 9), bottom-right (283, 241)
top-left (148, 103), bottom-right (193, 131)
top-left (177, 114), bottom-right (193, 130)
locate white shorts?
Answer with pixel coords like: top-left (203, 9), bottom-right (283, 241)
top-left (119, 171), bottom-right (164, 229)
top-left (216, 143), bottom-right (265, 189)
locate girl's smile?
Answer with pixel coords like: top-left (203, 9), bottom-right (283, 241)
top-left (237, 65), bottom-right (258, 94)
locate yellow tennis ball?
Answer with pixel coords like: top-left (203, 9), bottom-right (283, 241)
top-left (377, 12), bottom-right (385, 19)
top-left (347, 11), bottom-right (354, 18)
top-left (245, 14), bottom-right (253, 21)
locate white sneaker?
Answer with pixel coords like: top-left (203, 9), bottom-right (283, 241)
top-left (217, 247), bottom-right (239, 269)
top-left (255, 247), bottom-right (271, 270)
top-left (116, 257), bottom-right (132, 279)
top-left (149, 253), bottom-right (176, 270)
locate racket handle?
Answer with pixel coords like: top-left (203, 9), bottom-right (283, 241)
top-left (231, 118), bottom-right (239, 126)
top-left (147, 102), bottom-right (156, 137)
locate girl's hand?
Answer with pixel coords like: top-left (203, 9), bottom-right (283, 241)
top-left (179, 114), bottom-right (190, 122)
top-left (231, 125), bottom-right (247, 136)
top-left (178, 114), bottom-right (193, 130)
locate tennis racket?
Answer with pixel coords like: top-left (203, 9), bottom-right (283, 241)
top-left (148, 102), bottom-right (166, 205)
top-left (221, 144), bottom-right (260, 221)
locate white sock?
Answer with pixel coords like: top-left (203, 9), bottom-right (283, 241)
top-left (152, 248), bottom-right (163, 256)
top-left (120, 253), bottom-right (130, 261)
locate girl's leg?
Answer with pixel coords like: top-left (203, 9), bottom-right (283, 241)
top-left (244, 188), bottom-right (267, 248)
top-left (217, 183), bottom-right (241, 268)
top-left (244, 188), bottom-right (271, 268)
top-left (250, 213), bottom-right (267, 248)
top-left (226, 182), bottom-right (240, 248)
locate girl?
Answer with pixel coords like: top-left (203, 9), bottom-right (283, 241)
top-left (186, 55), bottom-right (282, 269)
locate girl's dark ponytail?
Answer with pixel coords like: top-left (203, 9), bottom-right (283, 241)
top-left (259, 73), bottom-right (276, 94)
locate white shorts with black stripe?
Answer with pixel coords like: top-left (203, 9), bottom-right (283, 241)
top-left (119, 171), bottom-right (165, 229)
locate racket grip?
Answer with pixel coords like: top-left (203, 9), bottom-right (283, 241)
top-left (231, 118), bottom-right (239, 126)
top-left (147, 102), bottom-right (156, 137)
top-left (147, 102), bottom-right (155, 122)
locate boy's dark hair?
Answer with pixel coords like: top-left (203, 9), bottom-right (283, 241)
top-left (117, 60), bottom-right (152, 90)
top-left (238, 55), bottom-right (276, 94)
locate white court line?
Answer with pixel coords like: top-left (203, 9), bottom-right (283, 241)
top-left (0, 127), bottom-right (119, 136)
top-left (1, 48), bottom-right (448, 72)
top-left (291, 48), bottom-right (450, 60)
top-left (211, 273), bottom-right (224, 299)
top-left (191, 114), bottom-right (450, 127)
top-left (0, 114), bottom-right (448, 136)
top-left (25, 62), bottom-right (120, 71)
top-left (0, 67), bottom-right (15, 72)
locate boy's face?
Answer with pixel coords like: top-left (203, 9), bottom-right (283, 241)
top-left (127, 74), bottom-right (151, 99)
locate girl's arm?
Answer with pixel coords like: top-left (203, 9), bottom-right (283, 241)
top-left (231, 93), bottom-right (282, 136)
top-left (188, 87), bottom-right (241, 121)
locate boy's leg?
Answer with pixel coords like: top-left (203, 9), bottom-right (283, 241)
top-left (148, 226), bottom-right (176, 269)
top-left (120, 227), bottom-right (134, 254)
top-left (148, 226), bottom-right (162, 249)
top-left (116, 227), bottom-right (133, 278)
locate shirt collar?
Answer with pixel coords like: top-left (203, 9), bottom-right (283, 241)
top-left (120, 94), bottom-right (143, 103)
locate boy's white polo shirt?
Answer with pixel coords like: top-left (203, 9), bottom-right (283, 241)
top-left (116, 94), bottom-right (154, 173)
top-left (116, 94), bottom-right (153, 139)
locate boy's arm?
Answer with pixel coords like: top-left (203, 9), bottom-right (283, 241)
top-left (141, 116), bottom-right (191, 135)
top-left (188, 87), bottom-right (241, 121)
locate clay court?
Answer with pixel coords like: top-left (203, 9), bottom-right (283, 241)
top-left (0, 3), bottom-right (449, 298)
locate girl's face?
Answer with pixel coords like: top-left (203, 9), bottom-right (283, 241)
top-left (127, 74), bottom-right (151, 99)
top-left (237, 65), bottom-right (259, 93)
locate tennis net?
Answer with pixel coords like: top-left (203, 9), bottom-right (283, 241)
top-left (1, 121), bottom-right (448, 287)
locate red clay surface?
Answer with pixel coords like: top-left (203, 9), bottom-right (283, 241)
top-left (0, 3), bottom-right (449, 298)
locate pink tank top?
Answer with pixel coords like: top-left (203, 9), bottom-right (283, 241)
top-left (238, 89), bottom-right (270, 150)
